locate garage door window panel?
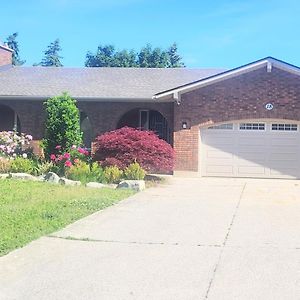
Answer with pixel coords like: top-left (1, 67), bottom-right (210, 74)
top-left (271, 123), bottom-right (298, 131)
top-left (207, 123), bottom-right (233, 130)
top-left (239, 123), bottom-right (265, 131)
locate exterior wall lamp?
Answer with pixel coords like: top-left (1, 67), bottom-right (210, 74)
top-left (182, 121), bottom-right (188, 129)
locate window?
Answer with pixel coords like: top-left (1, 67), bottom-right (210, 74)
top-left (208, 123), bottom-right (233, 130)
top-left (239, 123), bottom-right (265, 130)
top-left (139, 110), bottom-right (149, 130)
top-left (271, 123), bottom-right (298, 131)
top-left (80, 112), bottom-right (93, 149)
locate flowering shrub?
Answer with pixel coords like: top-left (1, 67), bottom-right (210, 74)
top-left (93, 127), bottom-right (174, 173)
top-left (50, 145), bottom-right (90, 175)
top-left (0, 131), bottom-right (32, 158)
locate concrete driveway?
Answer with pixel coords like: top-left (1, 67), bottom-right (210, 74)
top-left (0, 178), bottom-right (299, 300)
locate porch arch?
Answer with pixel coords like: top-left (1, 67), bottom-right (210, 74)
top-left (0, 103), bottom-right (21, 132)
top-left (117, 108), bottom-right (171, 143)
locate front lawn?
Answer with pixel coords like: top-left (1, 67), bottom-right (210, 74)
top-left (0, 180), bottom-right (134, 256)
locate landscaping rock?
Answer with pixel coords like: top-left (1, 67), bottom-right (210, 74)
top-left (86, 182), bottom-right (105, 189)
top-left (44, 172), bottom-right (60, 184)
top-left (117, 180), bottom-right (145, 191)
top-left (103, 184), bottom-right (118, 189)
top-left (0, 173), bottom-right (9, 179)
top-left (36, 175), bottom-right (46, 182)
top-left (59, 178), bottom-right (81, 186)
top-left (9, 173), bottom-right (38, 181)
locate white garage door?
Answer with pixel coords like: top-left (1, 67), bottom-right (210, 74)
top-left (201, 121), bottom-right (300, 179)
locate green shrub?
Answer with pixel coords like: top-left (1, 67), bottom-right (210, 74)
top-left (65, 161), bottom-right (105, 183)
top-left (90, 162), bottom-right (104, 182)
top-left (32, 161), bottom-right (54, 176)
top-left (103, 166), bottom-right (123, 184)
top-left (0, 158), bottom-right (11, 173)
top-left (10, 158), bottom-right (34, 174)
top-left (124, 162), bottom-right (146, 180)
top-left (65, 161), bottom-right (90, 183)
top-left (43, 92), bottom-right (82, 158)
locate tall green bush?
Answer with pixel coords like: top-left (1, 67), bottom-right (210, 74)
top-left (43, 93), bottom-right (82, 158)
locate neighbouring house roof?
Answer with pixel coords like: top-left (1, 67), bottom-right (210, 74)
top-left (154, 57), bottom-right (300, 100)
top-left (0, 66), bottom-right (225, 101)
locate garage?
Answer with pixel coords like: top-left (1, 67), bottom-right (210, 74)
top-left (201, 121), bottom-right (300, 179)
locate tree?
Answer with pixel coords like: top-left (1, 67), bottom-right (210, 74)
top-left (85, 43), bottom-right (185, 68)
top-left (85, 45), bottom-right (115, 67)
top-left (43, 93), bottom-right (82, 158)
top-left (5, 32), bottom-right (25, 66)
top-left (37, 39), bottom-right (63, 67)
top-left (167, 43), bottom-right (185, 67)
top-left (93, 127), bottom-right (174, 173)
top-left (138, 44), bottom-right (170, 68)
top-left (85, 45), bottom-right (138, 67)
top-left (114, 49), bottom-right (137, 67)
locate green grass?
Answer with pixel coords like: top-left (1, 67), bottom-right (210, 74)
top-left (0, 180), bottom-right (134, 256)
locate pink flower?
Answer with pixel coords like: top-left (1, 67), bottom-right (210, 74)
top-left (50, 154), bottom-right (56, 161)
top-left (57, 155), bottom-right (63, 161)
top-left (63, 153), bottom-right (71, 159)
top-left (74, 158), bottom-right (80, 164)
top-left (71, 145), bottom-right (77, 149)
top-left (64, 160), bottom-right (72, 167)
top-left (25, 134), bottom-right (33, 141)
top-left (77, 147), bottom-right (85, 154)
top-left (55, 145), bottom-right (62, 150)
top-left (84, 150), bottom-right (89, 156)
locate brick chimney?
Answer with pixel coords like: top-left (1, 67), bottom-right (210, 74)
top-left (0, 43), bottom-right (13, 66)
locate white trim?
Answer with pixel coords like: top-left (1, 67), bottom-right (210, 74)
top-left (153, 57), bottom-right (300, 100)
top-left (0, 44), bottom-right (14, 53)
top-left (267, 61), bottom-right (272, 73)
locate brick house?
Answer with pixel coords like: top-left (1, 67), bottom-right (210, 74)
top-left (1, 44), bottom-right (300, 179)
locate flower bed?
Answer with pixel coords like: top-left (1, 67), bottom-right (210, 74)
top-left (0, 131), bottom-right (147, 184)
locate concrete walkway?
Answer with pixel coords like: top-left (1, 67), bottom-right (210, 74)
top-left (0, 178), bottom-right (300, 299)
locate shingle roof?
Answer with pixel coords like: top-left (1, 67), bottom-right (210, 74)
top-left (0, 66), bottom-right (225, 100)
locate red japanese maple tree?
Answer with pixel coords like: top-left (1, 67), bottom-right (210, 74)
top-left (93, 127), bottom-right (174, 173)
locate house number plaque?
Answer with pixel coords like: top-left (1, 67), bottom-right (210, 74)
top-left (265, 103), bottom-right (274, 110)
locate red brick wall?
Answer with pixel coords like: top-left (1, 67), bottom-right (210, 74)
top-left (174, 67), bottom-right (300, 172)
top-left (77, 101), bottom-right (174, 142)
top-left (0, 48), bottom-right (12, 66)
top-left (0, 99), bottom-right (173, 149)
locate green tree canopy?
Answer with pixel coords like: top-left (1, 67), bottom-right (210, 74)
top-left (36, 39), bottom-right (63, 67)
top-left (5, 32), bottom-right (26, 66)
top-left (85, 43), bottom-right (185, 68)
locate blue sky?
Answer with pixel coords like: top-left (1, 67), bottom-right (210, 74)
top-left (1, 0), bottom-right (300, 68)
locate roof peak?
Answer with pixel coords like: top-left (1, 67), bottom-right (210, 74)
top-left (154, 56), bottom-right (300, 99)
